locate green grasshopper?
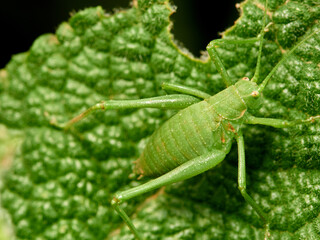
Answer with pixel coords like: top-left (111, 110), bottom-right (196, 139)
top-left (52, 1), bottom-right (320, 239)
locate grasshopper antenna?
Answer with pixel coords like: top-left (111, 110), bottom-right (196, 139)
top-left (251, 0), bottom-right (268, 83)
top-left (258, 27), bottom-right (320, 92)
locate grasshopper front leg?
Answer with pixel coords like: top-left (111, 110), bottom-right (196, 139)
top-left (207, 38), bottom-right (260, 87)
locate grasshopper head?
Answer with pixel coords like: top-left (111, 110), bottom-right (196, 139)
top-left (235, 78), bottom-right (262, 111)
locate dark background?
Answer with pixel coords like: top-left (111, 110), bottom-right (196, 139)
top-left (0, 0), bottom-right (240, 68)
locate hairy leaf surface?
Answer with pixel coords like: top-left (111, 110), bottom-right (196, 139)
top-left (0, 0), bottom-right (320, 239)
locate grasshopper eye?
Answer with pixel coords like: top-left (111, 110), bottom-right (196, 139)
top-left (242, 77), bottom-right (250, 81)
top-left (251, 91), bottom-right (259, 97)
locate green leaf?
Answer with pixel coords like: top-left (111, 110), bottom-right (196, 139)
top-left (1, 0), bottom-right (320, 239)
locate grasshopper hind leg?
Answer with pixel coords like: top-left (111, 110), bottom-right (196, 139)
top-left (111, 150), bottom-right (227, 239)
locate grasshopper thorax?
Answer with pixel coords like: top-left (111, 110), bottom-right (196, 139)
top-left (235, 79), bottom-right (262, 111)
top-left (206, 79), bottom-right (262, 120)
